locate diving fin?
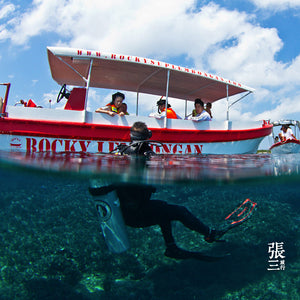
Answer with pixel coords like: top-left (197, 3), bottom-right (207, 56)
top-left (205, 199), bottom-right (257, 243)
top-left (224, 198), bottom-right (257, 229)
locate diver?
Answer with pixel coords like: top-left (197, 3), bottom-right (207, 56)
top-left (89, 181), bottom-right (244, 260)
top-left (111, 121), bottom-right (156, 157)
top-left (90, 122), bottom-right (257, 260)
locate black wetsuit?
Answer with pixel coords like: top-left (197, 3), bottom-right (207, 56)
top-left (89, 183), bottom-right (210, 248)
top-left (114, 141), bottom-right (155, 157)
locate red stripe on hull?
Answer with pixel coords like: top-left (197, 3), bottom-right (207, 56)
top-left (270, 139), bottom-right (300, 150)
top-left (0, 118), bottom-right (272, 143)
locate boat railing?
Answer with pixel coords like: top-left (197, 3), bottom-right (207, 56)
top-left (86, 111), bottom-right (265, 131)
top-left (4, 97), bottom-right (266, 132)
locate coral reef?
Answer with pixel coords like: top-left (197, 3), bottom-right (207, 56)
top-left (0, 161), bottom-right (299, 299)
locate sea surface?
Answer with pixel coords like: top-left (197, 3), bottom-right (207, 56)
top-left (0, 151), bottom-right (299, 300)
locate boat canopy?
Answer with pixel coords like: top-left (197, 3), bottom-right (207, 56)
top-left (47, 47), bottom-right (254, 103)
top-left (272, 120), bottom-right (299, 127)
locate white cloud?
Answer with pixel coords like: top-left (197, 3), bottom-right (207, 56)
top-left (8, 0), bottom-right (62, 45)
top-left (2, 0), bottom-right (300, 121)
top-left (0, 2), bottom-right (15, 41)
top-left (208, 25), bottom-right (286, 86)
top-left (249, 0), bottom-right (300, 10)
top-left (256, 92), bottom-right (300, 121)
top-left (0, 3), bottom-right (15, 19)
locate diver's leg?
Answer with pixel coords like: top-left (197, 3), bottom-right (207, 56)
top-left (123, 200), bottom-right (226, 244)
top-left (153, 201), bottom-right (211, 236)
top-left (123, 200), bottom-right (226, 261)
top-left (158, 221), bottom-right (176, 245)
top-left (127, 200), bottom-right (210, 235)
top-left (152, 201), bottom-right (229, 242)
top-left (144, 201), bottom-right (229, 244)
top-left (159, 217), bottom-right (225, 261)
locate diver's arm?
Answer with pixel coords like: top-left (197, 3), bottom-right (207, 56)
top-left (89, 184), bottom-right (116, 196)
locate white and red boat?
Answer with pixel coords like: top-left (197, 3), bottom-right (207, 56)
top-left (0, 47), bottom-right (272, 155)
top-left (269, 120), bottom-right (300, 154)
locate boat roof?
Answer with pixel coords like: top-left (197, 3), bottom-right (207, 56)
top-left (47, 47), bottom-right (254, 103)
top-left (272, 120), bottom-right (300, 127)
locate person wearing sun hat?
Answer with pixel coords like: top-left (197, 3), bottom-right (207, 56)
top-left (156, 97), bottom-right (178, 119)
top-left (279, 124), bottom-right (297, 141)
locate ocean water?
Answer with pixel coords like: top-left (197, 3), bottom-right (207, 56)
top-left (0, 152), bottom-right (299, 300)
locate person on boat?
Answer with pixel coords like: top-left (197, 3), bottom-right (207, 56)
top-left (119, 102), bottom-right (129, 115)
top-left (279, 125), bottom-right (297, 141)
top-left (95, 92), bottom-right (126, 116)
top-left (20, 99), bottom-right (37, 108)
top-left (149, 97), bottom-right (179, 119)
top-left (186, 98), bottom-right (211, 121)
top-left (205, 102), bottom-right (213, 119)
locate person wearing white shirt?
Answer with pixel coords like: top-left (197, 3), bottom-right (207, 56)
top-left (186, 98), bottom-right (211, 121)
top-left (279, 125), bottom-right (297, 141)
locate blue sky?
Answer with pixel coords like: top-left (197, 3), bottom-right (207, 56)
top-left (1, 0), bottom-right (300, 146)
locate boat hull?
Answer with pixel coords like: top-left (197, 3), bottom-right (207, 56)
top-left (0, 107), bottom-right (272, 154)
top-left (270, 139), bottom-right (300, 154)
top-left (0, 133), bottom-right (267, 155)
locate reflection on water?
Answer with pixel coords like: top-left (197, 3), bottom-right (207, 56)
top-left (0, 151), bottom-right (299, 299)
top-left (1, 151), bottom-right (300, 183)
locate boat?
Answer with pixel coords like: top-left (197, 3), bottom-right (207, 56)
top-left (0, 47), bottom-right (272, 155)
top-left (269, 120), bottom-right (300, 154)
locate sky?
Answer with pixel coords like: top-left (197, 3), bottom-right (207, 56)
top-left (1, 0), bottom-right (300, 147)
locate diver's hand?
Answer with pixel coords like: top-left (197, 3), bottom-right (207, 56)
top-left (89, 185), bottom-right (116, 196)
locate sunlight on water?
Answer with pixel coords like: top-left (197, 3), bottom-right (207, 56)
top-left (0, 152), bottom-right (299, 299)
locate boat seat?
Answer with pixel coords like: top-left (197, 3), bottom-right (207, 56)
top-left (64, 88), bottom-right (86, 111)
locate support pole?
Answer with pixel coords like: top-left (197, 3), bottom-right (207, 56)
top-left (226, 84), bottom-right (229, 121)
top-left (84, 59), bottom-right (93, 122)
top-left (136, 92), bottom-right (139, 116)
top-left (164, 70), bottom-right (170, 128)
